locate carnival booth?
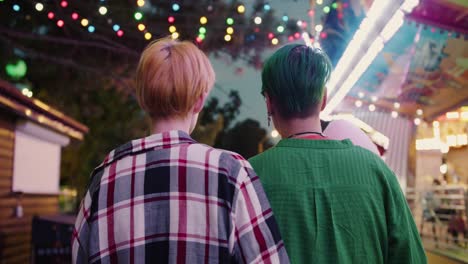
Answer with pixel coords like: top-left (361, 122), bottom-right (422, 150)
top-left (0, 79), bottom-right (88, 263)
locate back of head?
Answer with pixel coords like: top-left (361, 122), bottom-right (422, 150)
top-left (136, 38), bottom-right (215, 119)
top-left (262, 44), bottom-right (332, 118)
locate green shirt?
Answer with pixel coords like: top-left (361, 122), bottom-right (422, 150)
top-left (249, 139), bottom-right (426, 264)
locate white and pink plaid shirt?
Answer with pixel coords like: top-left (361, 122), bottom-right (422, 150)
top-left (72, 130), bottom-right (289, 264)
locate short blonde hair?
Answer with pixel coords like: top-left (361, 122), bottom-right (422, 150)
top-left (136, 38), bottom-right (215, 119)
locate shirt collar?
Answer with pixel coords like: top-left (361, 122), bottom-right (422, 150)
top-left (97, 130), bottom-right (196, 170)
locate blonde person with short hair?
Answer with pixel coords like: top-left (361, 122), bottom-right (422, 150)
top-left (72, 39), bottom-right (289, 264)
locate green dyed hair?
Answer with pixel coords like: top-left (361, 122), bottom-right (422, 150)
top-left (261, 44), bottom-right (332, 118)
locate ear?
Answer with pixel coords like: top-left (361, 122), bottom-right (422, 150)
top-left (193, 91), bottom-right (208, 114)
top-left (320, 88), bottom-right (328, 111)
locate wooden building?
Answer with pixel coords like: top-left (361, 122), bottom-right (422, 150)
top-left (0, 79), bottom-right (88, 263)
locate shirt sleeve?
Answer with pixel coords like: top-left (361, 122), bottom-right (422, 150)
top-left (230, 159), bottom-right (289, 264)
top-left (381, 164), bottom-right (427, 264)
top-left (72, 190), bottom-right (93, 264)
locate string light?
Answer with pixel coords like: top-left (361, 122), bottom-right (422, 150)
top-left (99, 6), bottom-right (108, 15)
top-left (226, 18), bottom-right (234, 25)
top-left (315, 24), bottom-right (323, 32)
top-left (237, 4), bottom-right (245, 13)
top-left (172, 3), bottom-right (180, 12)
top-left (198, 34), bottom-right (205, 40)
top-left (71, 12), bottom-right (79, 20)
top-left (294, 32), bottom-right (301, 39)
top-left (113, 24), bottom-right (120, 31)
top-left (254, 17), bottom-right (262, 25)
top-left (88, 25), bottom-right (95, 33)
top-left (134, 12), bottom-right (143, 20)
top-left (391, 111), bottom-right (398, 118)
top-left (138, 24), bottom-right (145, 31)
top-left (277, 25), bottom-right (284, 33)
top-left (81, 18), bottom-right (89, 27)
top-left (117, 30), bottom-right (124, 37)
top-left (416, 109), bottom-right (423, 116)
top-left (414, 118), bottom-right (421, 125)
top-left (224, 34), bottom-right (232, 42)
top-left (371, 96), bottom-right (378, 102)
top-left (308, 10), bottom-right (315, 16)
top-left (271, 38), bottom-right (279, 45)
top-left (200, 16), bottom-right (207, 24)
top-left (196, 36), bottom-right (203, 43)
top-left (297, 20), bottom-right (303, 27)
top-left (48, 12), bottom-right (55, 19)
top-left (264, 4), bottom-right (271, 11)
top-left (35, 3), bottom-right (44, 12)
top-left (199, 27), bottom-right (207, 34)
top-left (317, 0), bottom-right (323, 4)
top-left (60, 1), bottom-right (68, 8)
top-left (268, 33), bottom-right (274, 39)
top-left (171, 32), bottom-right (179, 39)
top-left (393, 102), bottom-right (400, 109)
top-left (282, 15), bottom-right (288, 22)
top-left (57, 20), bottom-right (64, 27)
top-left (168, 16), bottom-right (175, 23)
top-left (226, 27), bottom-right (234, 34)
top-left (13, 4), bottom-right (20, 12)
top-left (358, 92), bottom-right (365, 98)
top-left (137, 0), bottom-right (145, 7)
top-left (323, 6), bottom-right (330, 13)
top-left (355, 100), bottom-right (363, 107)
top-left (369, 104), bottom-right (376, 112)
top-left (169, 25), bottom-right (177, 33)
top-left (332, 3), bottom-right (338, 9)
top-left (144, 32), bottom-right (152, 40)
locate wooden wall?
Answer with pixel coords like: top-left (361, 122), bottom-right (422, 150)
top-left (0, 110), bottom-right (59, 264)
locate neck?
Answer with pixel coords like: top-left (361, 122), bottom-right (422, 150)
top-left (152, 115), bottom-right (193, 135)
top-left (275, 115), bottom-right (322, 138)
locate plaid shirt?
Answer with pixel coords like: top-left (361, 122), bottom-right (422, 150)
top-left (72, 130), bottom-right (289, 264)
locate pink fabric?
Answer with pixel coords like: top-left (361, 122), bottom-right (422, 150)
top-left (323, 120), bottom-right (380, 155)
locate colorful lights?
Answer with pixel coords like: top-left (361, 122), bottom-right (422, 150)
top-left (35, 3), bottom-right (44, 12)
top-left (48, 12), bottom-right (55, 20)
top-left (13, 4), bottom-right (20, 12)
top-left (414, 118), bottom-right (421, 126)
top-left (277, 25), bottom-right (284, 33)
top-left (226, 27), bottom-right (234, 34)
top-left (113, 24), bottom-right (120, 31)
top-left (316, 0), bottom-right (323, 5)
top-left (169, 25), bottom-right (177, 33)
top-left (237, 4), bottom-right (245, 13)
top-left (315, 24), bottom-right (323, 32)
top-left (60, 1), bottom-right (68, 8)
top-left (99, 6), bottom-right (108, 15)
top-left (264, 4), bottom-right (271, 11)
top-left (224, 34), bottom-right (232, 42)
top-left (198, 34), bottom-right (205, 40)
top-left (200, 16), bottom-right (207, 24)
top-left (271, 130), bottom-right (279, 138)
top-left (254, 16), bottom-right (262, 25)
top-left (117, 30), bottom-right (124, 37)
top-left (81, 18), bottom-right (89, 27)
top-left (320, 32), bottom-right (327, 38)
top-left (199, 27), bottom-right (207, 34)
top-left (196, 36), bottom-right (203, 43)
top-left (57, 20), bottom-right (64, 27)
top-left (171, 32), bottom-right (179, 39)
top-left (172, 3), bottom-right (180, 12)
top-left (138, 23), bottom-right (145, 31)
top-left (323, 6), bottom-right (330, 13)
top-left (416, 109), bottom-right (423, 116)
top-left (144, 32), bottom-right (152, 40)
top-left (226, 18), bottom-right (234, 25)
top-left (332, 3), bottom-right (338, 9)
top-left (137, 0), bottom-right (145, 7)
top-left (168, 16), bottom-right (175, 23)
top-left (268, 33), bottom-right (274, 39)
top-left (271, 38), bottom-right (279, 45)
top-left (391, 111), bottom-right (398, 118)
top-left (282, 15), bottom-right (288, 22)
top-left (134, 12), bottom-right (143, 20)
top-left (355, 100), bottom-right (363, 107)
top-left (88, 25), bottom-right (95, 33)
top-left (71, 12), bottom-right (79, 20)
top-left (368, 104), bottom-right (376, 112)
top-left (393, 102), bottom-right (400, 109)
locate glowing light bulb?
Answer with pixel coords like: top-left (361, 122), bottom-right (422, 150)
top-left (60, 1), bottom-right (68, 8)
top-left (134, 12), bottom-right (143, 20)
top-left (200, 16), bottom-right (207, 24)
top-left (13, 4), bottom-right (21, 12)
top-left (137, 0), bottom-right (145, 7)
top-left (168, 16), bottom-right (175, 23)
top-left (254, 16), bottom-right (262, 24)
top-left (226, 18), bottom-right (234, 25)
top-left (172, 3), bottom-right (180, 12)
top-left (81, 18), bottom-right (89, 27)
top-left (264, 4), bottom-right (271, 11)
top-left (237, 5), bottom-right (245, 13)
top-left (99, 6), bottom-right (108, 15)
top-left (35, 3), bottom-right (44, 11)
top-left (323, 6), bottom-right (330, 13)
top-left (268, 33), bottom-right (274, 39)
top-left (317, 0), bottom-right (323, 5)
top-left (199, 27), bottom-right (207, 34)
top-left (144, 32), bottom-right (152, 40)
top-left (71, 12), bottom-right (79, 20)
top-left (48, 12), bottom-right (55, 19)
top-left (414, 118), bottom-right (421, 125)
top-left (282, 15), bottom-right (288, 22)
top-left (355, 100), bottom-right (362, 107)
top-left (394, 102), bottom-right (400, 109)
top-left (117, 30), bottom-right (124, 37)
top-left (138, 23), bottom-right (145, 31)
top-left (271, 38), bottom-right (279, 45)
top-left (171, 32), bottom-right (179, 39)
top-left (369, 104), bottom-right (376, 112)
top-left (277, 25), bottom-right (284, 33)
top-left (198, 34), bottom-right (205, 40)
top-left (391, 111), bottom-right (398, 118)
top-left (57, 20), bottom-right (64, 27)
top-left (88, 25), bottom-right (95, 33)
top-left (224, 34), bottom-right (232, 42)
top-left (271, 130), bottom-right (279, 138)
top-left (169, 25), bottom-right (177, 33)
top-left (315, 24), bottom-right (323, 32)
top-left (113, 24), bottom-right (120, 31)
top-left (226, 27), bottom-right (234, 34)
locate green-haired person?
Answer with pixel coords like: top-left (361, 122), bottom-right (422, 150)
top-left (249, 44), bottom-right (426, 264)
